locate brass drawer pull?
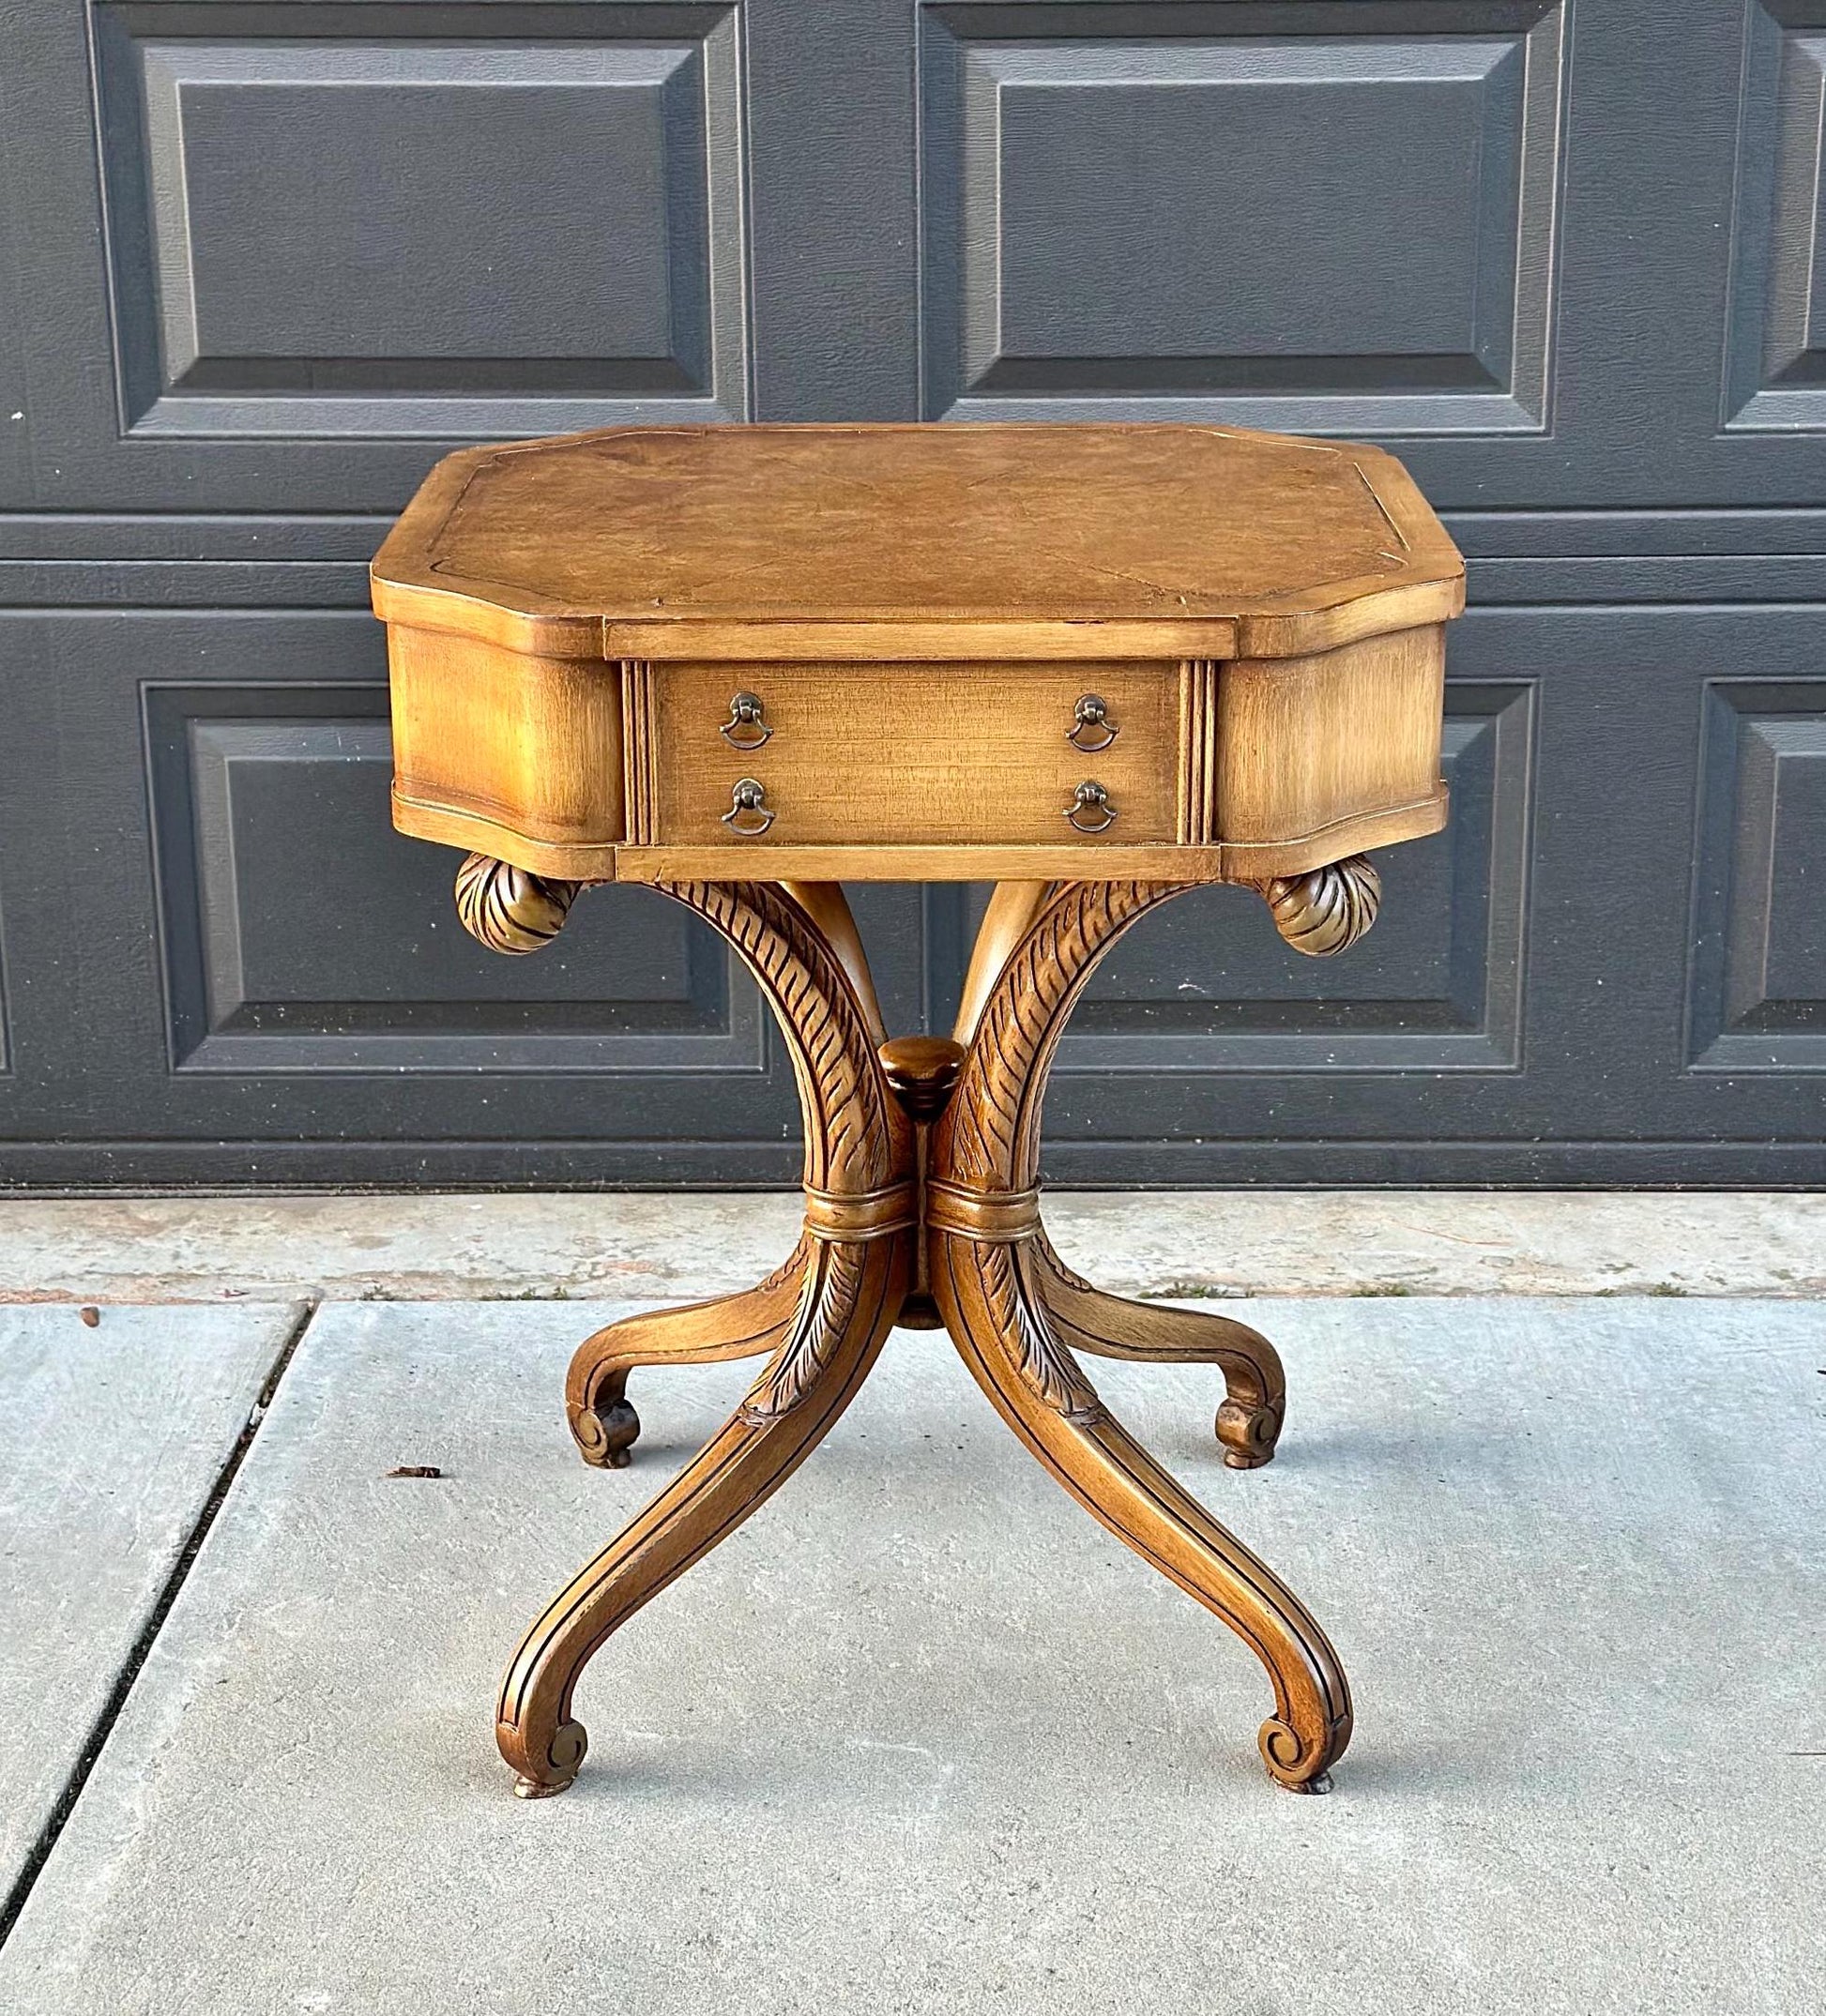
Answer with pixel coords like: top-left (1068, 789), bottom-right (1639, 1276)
top-left (1065, 781), bottom-right (1116, 833)
top-left (720, 690), bottom-right (771, 750)
top-left (1068, 692), bottom-right (1118, 751)
top-left (722, 777), bottom-right (775, 835)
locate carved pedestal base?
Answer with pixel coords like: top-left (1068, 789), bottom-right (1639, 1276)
top-left (480, 866), bottom-right (1377, 1799)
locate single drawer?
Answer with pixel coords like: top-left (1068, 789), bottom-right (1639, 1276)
top-left (651, 662), bottom-right (1177, 848)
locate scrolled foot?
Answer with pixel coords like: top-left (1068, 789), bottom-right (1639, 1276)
top-left (943, 1226), bottom-right (1353, 1797)
top-left (1216, 1396), bottom-right (1284, 1470)
top-left (563, 1246), bottom-right (813, 1471)
top-left (498, 1237), bottom-right (905, 1799)
top-left (1031, 1234), bottom-right (1287, 1469)
top-left (934, 881), bottom-right (1352, 1798)
top-left (1258, 1716), bottom-right (1342, 1793)
top-left (502, 1718), bottom-right (587, 1799)
top-left (496, 878), bottom-right (916, 1799)
top-left (570, 1391), bottom-right (641, 1470)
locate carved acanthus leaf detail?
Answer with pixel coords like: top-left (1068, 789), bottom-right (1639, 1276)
top-left (741, 1241), bottom-right (871, 1419)
top-left (660, 882), bottom-right (906, 1196)
top-left (940, 881), bottom-right (1190, 1193)
top-left (654, 883), bottom-right (911, 1418)
top-left (932, 880), bottom-right (1194, 1421)
top-left (973, 1242), bottom-right (1102, 1420)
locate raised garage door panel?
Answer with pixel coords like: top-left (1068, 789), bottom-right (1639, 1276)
top-left (0, 0), bottom-right (1820, 1183)
top-left (920, 5), bottom-right (1562, 433)
top-left (0, 5), bottom-right (748, 510)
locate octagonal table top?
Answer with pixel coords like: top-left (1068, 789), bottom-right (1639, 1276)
top-left (372, 423), bottom-right (1463, 662)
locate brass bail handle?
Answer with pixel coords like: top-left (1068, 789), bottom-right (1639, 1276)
top-left (723, 778), bottom-right (775, 835)
top-left (721, 690), bottom-right (771, 750)
top-left (1064, 780), bottom-right (1117, 833)
top-left (1068, 692), bottom-right (1118, 752)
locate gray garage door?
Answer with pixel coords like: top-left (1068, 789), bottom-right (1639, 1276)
top-left (0, 1), bottom-right (1820, 1187)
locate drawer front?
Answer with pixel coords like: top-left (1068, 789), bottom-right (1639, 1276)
top-left (651, 662), bottom-right (1177, 847)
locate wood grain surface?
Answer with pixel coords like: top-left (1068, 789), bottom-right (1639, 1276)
top-left (378, 422), bottom-right (1461, 884)
top-left (372, 422), bottom-right (1465, 659)
top-left (492, 877), bottom-right (1355, 1799)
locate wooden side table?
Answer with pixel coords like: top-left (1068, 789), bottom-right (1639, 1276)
top-left (372, 423), bottom-right (1463, 1799)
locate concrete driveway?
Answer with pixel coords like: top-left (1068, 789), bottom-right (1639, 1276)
top-left (0, 1200), bottom-right (1820, 2012)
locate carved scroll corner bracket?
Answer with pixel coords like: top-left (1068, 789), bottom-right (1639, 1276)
top-left (1251, 854), bottom-right (1381, 959)
top-left (454, 851), bottom-right (586, 955)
